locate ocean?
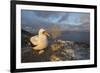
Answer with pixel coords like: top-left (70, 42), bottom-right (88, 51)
top-left (57, 31), bottom-right (90, 44)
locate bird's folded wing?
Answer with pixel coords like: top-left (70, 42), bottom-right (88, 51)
top-left (30, 35), bottom-right (38, 45)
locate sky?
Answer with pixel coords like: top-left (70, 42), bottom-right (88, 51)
top-left (21, 10), bottom-right (90, 32)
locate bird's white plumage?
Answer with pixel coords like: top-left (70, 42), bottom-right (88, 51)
top-left (30, 28), bottom-right (49, 51)
top-left (30, 35), bottom-right (38, 45)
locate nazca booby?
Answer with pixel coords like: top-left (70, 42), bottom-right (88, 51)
top-left (30, 28), bottom-right (49, 54)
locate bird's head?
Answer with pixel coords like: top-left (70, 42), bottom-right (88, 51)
top-left (39, 28), bottom-right (50, 37)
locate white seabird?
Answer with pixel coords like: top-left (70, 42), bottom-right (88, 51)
top-left (30, 28), bottom-right (49, 54)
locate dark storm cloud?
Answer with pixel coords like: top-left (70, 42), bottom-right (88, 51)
top-left (21, 10), bottom-right (90, 31)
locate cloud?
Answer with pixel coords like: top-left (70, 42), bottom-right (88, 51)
top-left (21, 10), bottom-right (90, 32)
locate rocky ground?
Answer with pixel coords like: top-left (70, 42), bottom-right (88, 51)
top-left (21, 39), bottom-right (90, 63)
